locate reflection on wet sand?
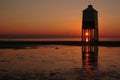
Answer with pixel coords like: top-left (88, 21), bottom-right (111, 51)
top-left (0, 44), bottom-right (120, 80)
top-left (82, 45), bottom-right (98, 80)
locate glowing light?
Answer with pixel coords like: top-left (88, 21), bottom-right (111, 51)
top-left (85, 32), bottom-right (89, 36)
top-left (86, 38), bottom-right (88, 42)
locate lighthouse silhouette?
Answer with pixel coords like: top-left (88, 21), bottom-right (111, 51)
top-left (82, 5), bottom-right (98, 44)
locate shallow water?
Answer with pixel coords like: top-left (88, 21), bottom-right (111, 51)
top-left (0, 45), bottom-right (120, 80)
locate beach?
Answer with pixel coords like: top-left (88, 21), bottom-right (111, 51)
top-left (0, 44), bottom-right (120, 80)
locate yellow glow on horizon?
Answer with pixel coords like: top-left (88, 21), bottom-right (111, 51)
top-left (0, 1), bottom-right (120, 38)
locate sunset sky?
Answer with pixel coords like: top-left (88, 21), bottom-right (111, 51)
top-left (0, 0), bottom-right (120, 38)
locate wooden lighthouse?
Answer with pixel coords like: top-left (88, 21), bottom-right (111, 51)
top-left (82, 5), bottom-right (98, 44)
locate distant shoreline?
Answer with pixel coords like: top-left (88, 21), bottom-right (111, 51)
top-left (0, 41), bottom-right (120, 48)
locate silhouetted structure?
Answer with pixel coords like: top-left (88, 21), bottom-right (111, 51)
top-left (82, 5), bottom-right (98, 44)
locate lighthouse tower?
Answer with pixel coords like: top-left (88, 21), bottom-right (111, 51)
top-left (82, 5), bottom-right (98, 44)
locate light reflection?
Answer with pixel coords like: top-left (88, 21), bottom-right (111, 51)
top-left (82, 45), bottom-right (98, 80)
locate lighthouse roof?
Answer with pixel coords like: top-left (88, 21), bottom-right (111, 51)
top-left (83, 5), bottom-right (97, 13)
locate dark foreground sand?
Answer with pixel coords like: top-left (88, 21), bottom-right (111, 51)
top-left (0, 69), bottom-right (120, 80)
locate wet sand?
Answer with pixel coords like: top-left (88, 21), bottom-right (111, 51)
top-left (0, 69), bottom-right (120, 80)
top-left (0, 43), bottom-right (120, 80)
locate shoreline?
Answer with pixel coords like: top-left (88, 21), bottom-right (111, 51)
top-left (0, 41), bottom-right (120, 48)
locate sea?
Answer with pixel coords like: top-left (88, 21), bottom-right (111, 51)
top-left (0, 37), bottom-right (120, 41)
top-left (0, 38), bottom-right (120, 80)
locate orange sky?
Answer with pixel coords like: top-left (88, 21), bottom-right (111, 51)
top-left (0, 0), bottom-right (120, 38)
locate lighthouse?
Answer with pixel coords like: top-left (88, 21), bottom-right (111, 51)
top-left (82, 5), bottom-right (98, 44)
